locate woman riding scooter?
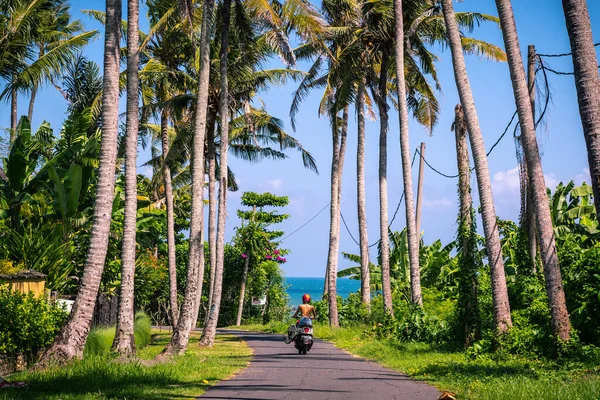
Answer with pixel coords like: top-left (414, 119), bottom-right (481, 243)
top-left (284, 294), bottom-right (316, 344)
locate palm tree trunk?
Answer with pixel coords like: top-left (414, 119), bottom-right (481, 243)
top-left (526, 45), bottom-right (538, 275)
top-left (326, 107), bottom-right (348, 328)
top-left (562, 0), bottom-right (600, 222)
top-left (454, 104), bottom-right (479, 346)
top-left (10, 82), bottom-right (17, 144)
top-left (161, 110), bottom-right (179, 327)
top-left (356, 78), bottom-right (370, 306)
top-left (393, 0), bottom-right (422, 307)
top-left (441, 0), bottom-right (512, 333)
top-left (377, 52), bottom-right (393, 315)
top-left (160, 0), bottom-right (214, 356)
top-left (37, 0), bottom-right (122, 365)
top-left (27, 46), bottom-right (43, 123)
top-left (236, 254), bottom-right (250, 326)
top-left (28, 86), bottom-right (37, 123)
top-left (200, 0), bottom-right (231, 347)
top-left (112, 0), bottom-right (140, 357)
top-left (494, 0), bottom-right (570, 341)
top-left (205, 114), bottom-right (217, 326)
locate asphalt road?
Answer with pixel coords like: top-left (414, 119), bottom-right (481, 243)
top-left (199, 330), bottom-right (441, 400)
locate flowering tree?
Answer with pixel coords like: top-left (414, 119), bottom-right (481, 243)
top-left (234, 192), bottom-right (289, 325)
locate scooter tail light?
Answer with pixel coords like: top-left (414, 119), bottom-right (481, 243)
top-left (303, 327), bottom-right (310, 333)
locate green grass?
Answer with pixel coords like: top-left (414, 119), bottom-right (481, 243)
top-left (1, 330), bottom-right (252, 400)
top-left (84, 312), bottom-right (152, 356)
top-left (237, 322), bottom-right (600, 400)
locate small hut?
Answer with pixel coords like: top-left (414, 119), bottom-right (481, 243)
top-left (0, 270), bottom-right (47, 298)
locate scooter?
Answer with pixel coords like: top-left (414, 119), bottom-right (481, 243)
top-left (294, 317), bottom-right (313, 355)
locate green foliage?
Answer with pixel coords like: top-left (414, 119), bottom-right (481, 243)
top-left (549, 181), bottom-right (599, 247)
top-left (562, 243), bottom-right (600, 344)
top-left (0, 287), bottom-right (68, 355)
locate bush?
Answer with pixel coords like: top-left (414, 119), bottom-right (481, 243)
top-left (562, 244), bottom-right (600, 345)
top-left (84, 312), bottom-right (152, 356)
top-left (0, 287), bottom-right (68, 355)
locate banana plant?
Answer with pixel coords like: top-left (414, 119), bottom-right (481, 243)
top-left (0, 117), bottom-right (53, 230)
top-left (548, 180), bottom-right (599, 246)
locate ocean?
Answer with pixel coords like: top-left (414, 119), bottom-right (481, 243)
top-left (284, 277), bottom-right (361, 307)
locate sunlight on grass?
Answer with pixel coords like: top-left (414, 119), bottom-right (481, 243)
top-left (1, 331), bottom-right (251, 400)
top-left (237, 323), bottom-right (600, 400)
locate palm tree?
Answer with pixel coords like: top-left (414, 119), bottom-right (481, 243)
top-left (142, 0), bottom-right (198, 328)
top-left (374, 48), bottom-right (394, 314)
top-left (200, 0), bottom-right (233, 347)
top-left (440, 0), bottom-right (511, 333)
top-left (356, 76), bottom-right (370, 306)
top-left (326, 105), bottom-right (348, 327)
top-left (561, 0), bottom-right (600, 223)
top-left (493, 0), bottom-right (570, 341)
top-left (393, 0), bottom-right (421, 309)
top-left (452, 104), bottom-right (479, 346)
top-left (160, 0), bottom-right (215, 356)
top-left (112, 0), bottom-right (140, 357)
top-left (37, 0), bottom-right (122, 365)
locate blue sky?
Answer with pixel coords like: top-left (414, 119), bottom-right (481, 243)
top-left (1, 0), bottom-right (599, 278)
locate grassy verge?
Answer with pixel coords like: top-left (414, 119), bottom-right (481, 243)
top-left (236, 322), bottom-right (600, 400)
top-left (1, 330), bottom-right (251, 400)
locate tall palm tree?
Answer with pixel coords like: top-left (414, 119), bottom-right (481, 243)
top-left (356, 76), bottom-right (370, 305)
top-left (160, 0), bottom-right (215, 356)
top-left (201, 0), bottom-right (232, 347)
top-left (393, 0), bottom-right (421, 308)
top-left (493, 0), bottom-right (570, 341)
top-left (37, 0), bottom-right (122, 365)
top-left (112, 0), bottom-right (140, 357)
top-left (325, 105), bottom-right (348, 327)
top-left (205, 115), bottom-right (217, 326)
top-left (374, 49), bottom-right (394, 314)
top-left (142, 0), bottom-right (198, 328)
top-left (452, 104), bottom-right (478, 346)
top-left (161, 109), bottom-right (180, 327)
top-left (441, 0), bottom-right (511, 333)
top-left (561, 0), bottom-right (600, 222)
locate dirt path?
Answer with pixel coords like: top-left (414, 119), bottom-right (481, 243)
top-left (199, 330), bottom-right (440, 400)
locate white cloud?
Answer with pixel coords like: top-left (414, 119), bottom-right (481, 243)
top-left (492, 167), bottom-right (520, 196)
top-left (264, 179), bottom-right (284, 191)
top-left (492, 166), bottom-right (560, 197)
top-left (574, 168), bottom-right (591, 186)
top-left (422, 198), bottom-right (453, 209)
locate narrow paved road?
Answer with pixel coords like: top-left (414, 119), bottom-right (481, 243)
top-left (200, 330), bottom-right (440, 400)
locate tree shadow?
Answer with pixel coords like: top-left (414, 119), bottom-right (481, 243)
top-left (418, 361), bottom-right (540, 380)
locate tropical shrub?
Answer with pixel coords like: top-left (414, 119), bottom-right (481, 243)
top-left (562, 243), bottom-right (600, 344)
top-left (0, 287), bottom-right (68, 355)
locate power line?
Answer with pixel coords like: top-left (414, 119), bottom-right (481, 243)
top-left (536, 42), bottom-right (600, 58)
top-left (340, 148), bottom-right (417, 248)
top-left (418, 108), bottom-right (518, 179)
top-left (280, 202), bottom-right (330, 242)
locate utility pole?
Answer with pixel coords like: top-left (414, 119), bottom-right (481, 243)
top-left (415, 142), bottom-right (426, 250)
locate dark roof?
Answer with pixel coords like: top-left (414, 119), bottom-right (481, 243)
top-left (0, 167), bottom-right (6, 182)
top-left (0, 270), bottom-right (47, 281)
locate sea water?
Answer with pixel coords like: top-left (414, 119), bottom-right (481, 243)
top-left (285, 277), bottom-right (361, 308)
